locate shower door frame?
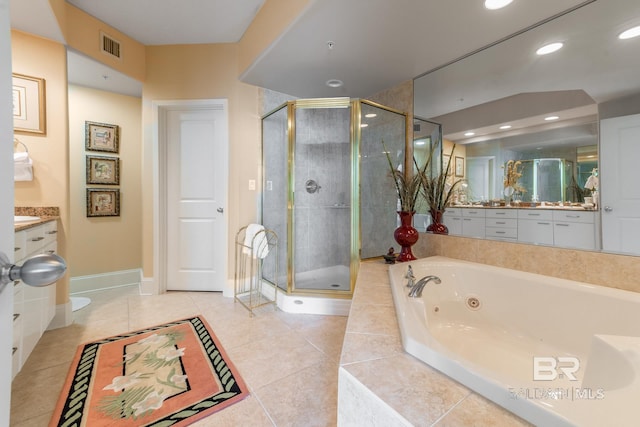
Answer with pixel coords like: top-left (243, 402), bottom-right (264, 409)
top-left (261, 97), bottom-right (408, 297)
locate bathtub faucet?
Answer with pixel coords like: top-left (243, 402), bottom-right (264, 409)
top-left (405, 265), bottom-right (415, 288)
top-left (408, 275), bottom-right (441, 298)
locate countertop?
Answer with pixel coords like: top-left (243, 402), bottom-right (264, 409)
top-left (14, 216), bottom-right (57, 232)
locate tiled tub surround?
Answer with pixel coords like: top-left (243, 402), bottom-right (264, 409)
top-left (338, 260), bottom-right (531, 427)
top-left (413, 233), bottom-right (640, 294)
top-left (388, 257), bottom-right (640, 427)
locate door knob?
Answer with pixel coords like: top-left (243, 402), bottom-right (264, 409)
top-left (604, 206), bottom-right (613, 212)
top-left (217, 207), bottom-right (224, 213)
top-left (0, 252), bottom-right (66, 288)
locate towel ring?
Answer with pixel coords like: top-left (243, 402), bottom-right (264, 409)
top-left (13, 138), bottom-right (29, 153)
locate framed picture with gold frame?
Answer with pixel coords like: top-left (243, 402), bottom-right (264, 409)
top-left (12, 73), bottom-right (46, 135)
top-left (455, 156), bottom-right (465, 177)
top-left (85, 121), bottom-right (119, 153)
top-left (86, 188), bottom-right (120, 217)
top-left (86, 155), bottom-right (120, 185)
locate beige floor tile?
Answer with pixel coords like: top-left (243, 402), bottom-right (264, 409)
top-left (10, 362), bottom-right (70, 425)
top-left (191, 395), bottom-right (275, 426)
top-left (226, 330), bottom-right (327, 390)
top-left (254, 359), bottom-right (339, 427)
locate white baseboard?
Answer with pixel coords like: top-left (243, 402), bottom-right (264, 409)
top-left (140, 276), bottom-right (157, 295)
top-left (70, 269), bottom-right (142, 294)
top-left (48, 301), bottom-right (73, 330)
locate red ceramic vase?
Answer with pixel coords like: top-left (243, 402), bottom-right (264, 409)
top-left (426, 209), bottom-right (448, 234)
top-left (394, 211), bottom-right (419, 262)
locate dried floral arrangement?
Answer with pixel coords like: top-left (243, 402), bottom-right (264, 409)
top-left (503, 160), bottom-right (526, 193)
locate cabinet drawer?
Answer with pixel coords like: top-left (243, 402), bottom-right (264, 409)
top-left (486, 218), bottom-right (517, 228)
top-left (43, 220), bottom-right (58, 246)
top-left (552, 210), bottom-right (594, 224)
top-left (518, 209), bottom-right (553, 221)
top-left (24, 225), bottom-right (46, 255)
top-left (14, 231), bottom-right (26, 262)
top-left (485, 227), bottom-right (517, 239)
top-left (486, 209), bottom-right (517, 219)
top-left (443, 208), bottom-right (461, 217)
top-left (462, 209), bottom-right (486, 218)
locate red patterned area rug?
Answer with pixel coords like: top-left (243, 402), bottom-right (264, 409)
top-left (49, 316), bottom-right (249, 426)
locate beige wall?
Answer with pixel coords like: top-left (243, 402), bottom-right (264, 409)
top-left (142, 43), bottom-right (261, 279)
top-left (49, 0), bottom-right (145, 82)
top-left (12, 31), bottom-right (70, 305)
top-left (68, 85), bottom-right (142, 276)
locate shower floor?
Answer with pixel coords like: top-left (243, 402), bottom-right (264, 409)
top-left (294, 265), bottom-right (351, 291)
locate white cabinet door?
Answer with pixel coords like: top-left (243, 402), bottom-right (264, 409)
top-left (443, 208), bottom-right (462, 235)
top-left (518, 220), bottom-right (553, 245)
top-left (462, 209), bottom-right (485, 238)
top-left (462, 217), bottom-right (485, 238)
top-left (554, 222), bottom-right (596, 250)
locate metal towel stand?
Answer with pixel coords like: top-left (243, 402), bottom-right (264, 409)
top-left (234, 226), bottom-right (279, 316)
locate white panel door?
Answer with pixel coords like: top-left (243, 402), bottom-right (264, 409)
top-left (601, 113), bottom-right (640, 255)
top-left (467, 156), bottom-right (494, 201)
top-left (166, 108), bottom-right (227, 291)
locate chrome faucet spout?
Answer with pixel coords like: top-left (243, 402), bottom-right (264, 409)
top-left (408, 275), bottom-right (441, 298)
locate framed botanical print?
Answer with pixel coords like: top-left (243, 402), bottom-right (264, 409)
top-left (455, 156), bottom-right (465, 177)
top-left (86, 155), bottom-right (120, 185)
top-left (86, 188), bottom-right (120, 217)
top-left (85, 121), bottom-right (119, 153)
top-left (12, 73), bottom-right (46, 135)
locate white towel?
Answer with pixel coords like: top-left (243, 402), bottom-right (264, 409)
top-left (243, 224), bottom-right (270, 259)
top-left (14, 154), bottom-right (33, 181)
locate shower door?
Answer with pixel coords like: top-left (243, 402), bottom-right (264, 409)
top-left (293, 105), bottom-right (352, 292)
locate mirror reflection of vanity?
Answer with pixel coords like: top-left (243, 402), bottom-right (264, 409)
top-left (413, 0), bottom-right (640, 256)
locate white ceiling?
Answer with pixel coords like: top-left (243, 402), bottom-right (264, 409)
top-left (10, 0), bottom-right (612, 101)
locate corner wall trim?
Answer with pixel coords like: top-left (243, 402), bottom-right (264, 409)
top-left (70, 269), bottom-right (142, 294)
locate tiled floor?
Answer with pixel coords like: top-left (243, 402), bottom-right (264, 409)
top-left (10, 286), bottom-right (348, 426)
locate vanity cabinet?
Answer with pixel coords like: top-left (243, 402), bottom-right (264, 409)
top-left (518, 210), bottom-right (554, 245)
top-left (552, 211), bottom-right (597, 250)
top-left (13, 219), bottom-right (58, 379)
top-left (433, 207), bottom-right (599, 251)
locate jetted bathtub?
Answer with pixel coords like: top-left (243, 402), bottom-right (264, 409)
top-left (389, 256), bottom-right (640, 427)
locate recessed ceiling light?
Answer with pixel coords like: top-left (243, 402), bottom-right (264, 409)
top-left (536, 42), bottom-right (563, 55)
top-left (499, 125), bottom-right (512, 130)
top-left (360, 123), bottom-right (368, 128)
top-left (545, 115), bottom-right (559, 121)
top-left (326, 79), bottom-right (343, 88)
top-left (365, 113), bottom-right (377, 118)
top-left (464, 131), bottom-right (475, 137)
top-left (619, 25), bottom-right (640, 40)
top-left (484, 0), bottom-right (513, 10)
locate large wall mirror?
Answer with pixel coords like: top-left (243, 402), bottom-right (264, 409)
top-left (413, 0), bottom-right (640, 256)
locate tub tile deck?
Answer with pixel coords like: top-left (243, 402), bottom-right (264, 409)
top-left (338, 259), bottom-right (533, 426)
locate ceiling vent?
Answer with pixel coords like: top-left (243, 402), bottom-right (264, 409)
top-left (100, 32), bottom-right (121, 60)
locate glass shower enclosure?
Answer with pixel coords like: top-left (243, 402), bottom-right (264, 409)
top-left (261, 98), bottom-right (406, 295)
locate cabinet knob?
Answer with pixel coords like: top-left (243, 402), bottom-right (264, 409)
top-left (604, 206), bottom-right (613, 212)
